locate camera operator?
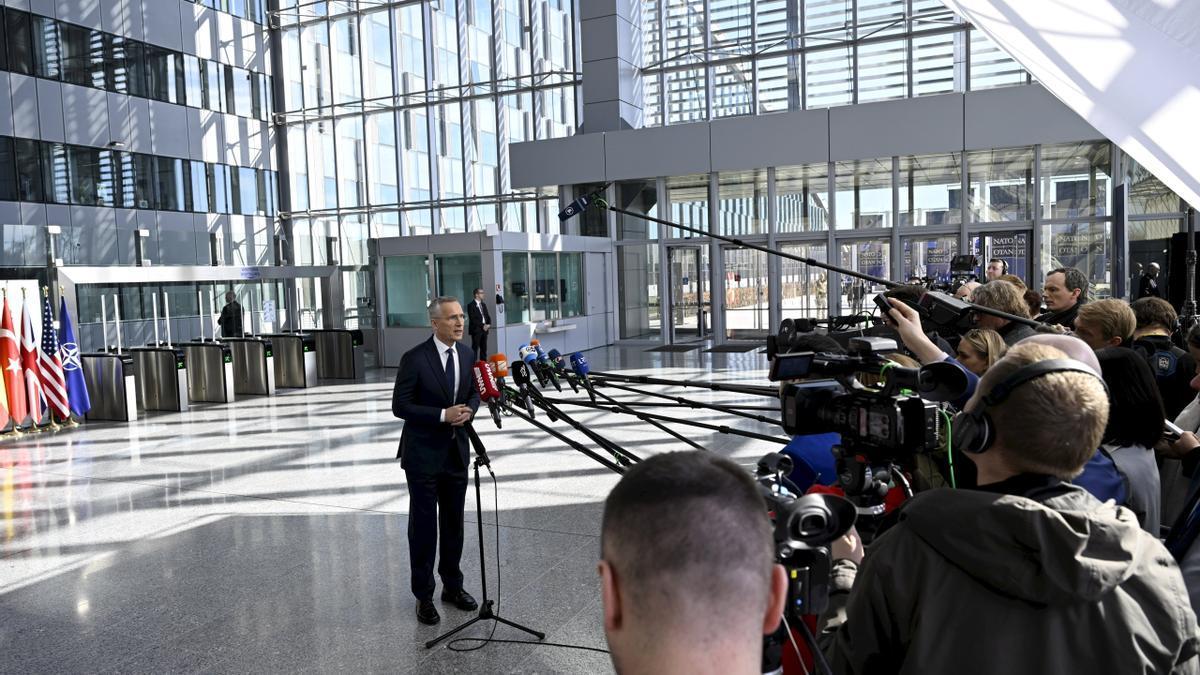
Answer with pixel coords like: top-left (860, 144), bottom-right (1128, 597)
top-left (1074, 298), bottom-right (1136, 350)
top-left (818, 343), bottom-right (1200, 674)
top-left (598, 451), bottom-right (788, 675)
top-left (971, 281), bottom-right (1037, 346)
top-left (1039, 267), bottom-right (1088, 329)
top-left (953, 280), bottom-right (981, 301)
top-left (1131, 297), bottom-right (1197, 419)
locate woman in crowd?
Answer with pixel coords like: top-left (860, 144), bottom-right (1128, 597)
top-left (1097, 347), bottom-right (1165, 534)
top-left (954, 328), bottom-right (1007, 376)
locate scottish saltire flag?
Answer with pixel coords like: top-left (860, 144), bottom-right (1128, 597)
top-left (58, 297), bottom-right (90, 417)
top-left (39, 294), bottom-right (68, 421)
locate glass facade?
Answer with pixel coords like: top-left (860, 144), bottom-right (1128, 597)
top-left (0, 135), bottom-right (277, 215)
top-left (641, 0), bottom-right (1029, 127)
top-left (0, 8), bottom-right (273, 121)
top-left (277, 0), bottom-right (580, 248)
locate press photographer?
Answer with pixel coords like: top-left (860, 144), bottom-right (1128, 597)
top-left (816, 343), bottom-right (1199, 674)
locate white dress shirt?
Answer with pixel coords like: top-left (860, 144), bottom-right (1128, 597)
top-left (432, 335), bottom-right (459, 422)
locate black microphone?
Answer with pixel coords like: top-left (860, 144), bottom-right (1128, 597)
top-left (557, 183), bottom-right (610, 221)
top-left (548, 349), bottom-right (579, 393)
top-left (570, 352), bottom-right (597, 402)
top-left (510, 360), bottom-right (538, 419)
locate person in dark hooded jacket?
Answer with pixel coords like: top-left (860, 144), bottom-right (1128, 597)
top-left (818, 342), bottom-right (1200, 675)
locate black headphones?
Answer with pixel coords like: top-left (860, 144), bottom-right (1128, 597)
top-left (990, 258), bottom-right (1008, 274)
top-left (952, 359), bottom-right (1106, 454)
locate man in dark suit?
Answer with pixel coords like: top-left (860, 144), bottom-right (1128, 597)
top-left (467, 287), bottom-right (491, 361)
top-left (392, 297), bottom-right (481, 626)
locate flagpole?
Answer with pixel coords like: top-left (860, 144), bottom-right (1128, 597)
top-left (40, 286), bottom-right (61, 432)
top-left (19, 287), bottom-right (41, 435)
top-left (61, 285), bottom-right (80, 428)
top-left (0, 287), bottom-right (23, 438)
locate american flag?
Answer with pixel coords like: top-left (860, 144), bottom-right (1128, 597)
top-left (39, 295), bottom-right (68, 420)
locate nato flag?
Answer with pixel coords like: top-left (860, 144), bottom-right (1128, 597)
top-left (58, 296), bottom-right (92, 416)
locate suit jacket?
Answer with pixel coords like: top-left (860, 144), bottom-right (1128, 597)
top-left (392, 337), bottom-right (481, 473)
top-left (467, 300), bottom-right (491, 336)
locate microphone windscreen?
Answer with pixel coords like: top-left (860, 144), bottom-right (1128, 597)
top-left (473, 360), bottom-right (501, 401)
top-left (489, 353), bottom-right (509, 378)
top-left (570, 352), bottom-right (590, 376)
top-left (512, 360), bottom-right (531, 386)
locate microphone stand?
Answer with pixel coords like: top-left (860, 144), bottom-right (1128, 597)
top-left (541, 396), bottom-right (791, 445)
top-left (426, 424), bottom-right (545, 649)
top-left (506, 407), bottom-right (629, 474)
top-left (593, 379), bottom-right (785, 427)
top-left (589, 370), bottom-right (781, 397)
top-left (586, 200), bottom-right (1043, 329)
top-left (1182, 207), bottom-right (1198, 335)
top-left (520, 386), bottom-right (645, 465)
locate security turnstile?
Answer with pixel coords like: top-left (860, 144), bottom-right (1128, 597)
top-left (310, 329), bottom-right (365, 379)
top-left (131, 347), bottom-right (189, 412)
top-left (182, 341), bottom-right (235, 403)
top-left (222, 337), bottom-right (276, 396)
top-left (82, 353), bottom-right (138, 422)
top-left (262, 333), bottom-right (317, 388)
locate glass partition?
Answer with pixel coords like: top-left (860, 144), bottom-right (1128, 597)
top-left (384, 255), bottom-right (431, 327)
top-left (899, 154), bottom-right (961, 226)
top-left (776, 164), bottom-right (829, 234)
top-left (835, 159), bottom-right (892, 230)
top-left (434, 253), bottom-right (482, 308)
top-left (503, 252), bottom-right (530, 325)
top-left (780, 242), bottom-right (829, 320)
top-left (968, 147), bottom-right (1034, 222)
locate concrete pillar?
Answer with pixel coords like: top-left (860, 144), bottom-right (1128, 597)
top-left (580, 0), bottom-right (643, 133)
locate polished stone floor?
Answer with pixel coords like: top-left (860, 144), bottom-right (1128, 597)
top-left (0, 344), bottom-right (784, 674)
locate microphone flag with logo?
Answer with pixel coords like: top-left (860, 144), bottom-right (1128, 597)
top-left (59, 296), bottom-right (91, 417)
top-left (20, 296), bottom-right (43, 425)
top-left (39, 293), bottom-right (68, 421)
top-left (0, 295), bottom-right (28, 427)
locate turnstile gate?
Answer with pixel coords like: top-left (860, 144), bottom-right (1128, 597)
top-left (222, 337), bottom-right (276, 396)
top-left (309, 329), bottom-right (365, 379)
top-left (131, 346), bottom-right (188, 412)
top-left (262, 333), bottom-right (317, 388)
top-left (82, 353), bottom-right (138, 422)
top-left (181, 341), bottom-right (235, 403)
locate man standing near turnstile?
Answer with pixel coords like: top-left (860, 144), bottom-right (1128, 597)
top-left (218, 291), bottom-right (243, 338)
top-left (467, 288), bottom-right (491, 361)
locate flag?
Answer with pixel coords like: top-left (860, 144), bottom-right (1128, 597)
top-left (0, 297), bottom-right (27, 427)
top-left (20, 298), bottom-right (43, 425)
top-left (39, 294), bottom-right (68, 421)
top-left (59, 296), bottom-right (91, 417)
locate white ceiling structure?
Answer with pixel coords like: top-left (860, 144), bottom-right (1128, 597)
top-left (940, 0), bottom-right (1200, 210)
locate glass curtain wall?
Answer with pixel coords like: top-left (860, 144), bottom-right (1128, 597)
top-left (641, 0), bottom-right (1029, 126)
top-left (277, 1), bottom-right (579, 238)
top-left (610, 140), bottom-right (1190, 341)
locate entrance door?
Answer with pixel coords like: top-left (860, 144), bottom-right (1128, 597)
top-left (723, 246), bottom-right (769, 340)
top-left (668, 246), bottom-right (709, 342)
top-left (971, 231), bottom-right (1031, 283)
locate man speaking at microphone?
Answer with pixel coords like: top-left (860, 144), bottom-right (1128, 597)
top-left (392, 296), bottom-right (480, 626)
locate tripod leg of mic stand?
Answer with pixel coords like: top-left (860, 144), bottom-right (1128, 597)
top-left (426, 455), bottom-right (543, 649)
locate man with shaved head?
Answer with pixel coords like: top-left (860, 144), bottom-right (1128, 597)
top-left (599, 451), bottom-right (788, 675)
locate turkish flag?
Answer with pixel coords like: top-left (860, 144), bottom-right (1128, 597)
top-left (0, 297), bottom-right (28, 427)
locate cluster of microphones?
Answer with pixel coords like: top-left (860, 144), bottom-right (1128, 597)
top-left (470, 339), bottom-right (596, 430)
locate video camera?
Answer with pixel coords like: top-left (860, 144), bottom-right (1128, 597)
top-left (755, 452), bottom-right (856, 618)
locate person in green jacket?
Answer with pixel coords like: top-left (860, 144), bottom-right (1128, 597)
top-left (819, 341), bottom-right (1200, 674)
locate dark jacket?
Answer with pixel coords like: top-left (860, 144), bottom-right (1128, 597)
top-left (218, 301), bottom-right (243, 337)
top-left (1132, 335), bottom-right (1197, 419)
top-left (820, 483), bottom-right (1200, 674)
top-left (997, 320), bottom-right (1037, 346)
top-left (1038, 300), bottom-right (1083, 330)
top-left (467, 299), bottom-right (491, 337)
top-left (1140, 273), bottom-right (1163, 299)
top-left (391, 337), bottom-right (481, 473)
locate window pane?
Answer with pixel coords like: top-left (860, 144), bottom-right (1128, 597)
top-left (33, 16), bottom-right (61, 80)
top-left (618, 244), bottom-right (661, 339)
top-left (805, 46), bottom-right (853, 109)
top-left (912, 32), bottom-right (958, 97)
top-left (856, 39), bottom-right (907, 103)
top-left (339, 214), bottom-right (367, 265)
top-left (503, 252), bottom-right (530, 325)
top-left (899, 153), bottom-right (962, 226)
top-left (330, 17), bottom-right (362, 105)
top-left (59, 23), bottom-right (99, 87)
top-left (560, 253), bottom-right (583, 318)
top-left (43, 143), bottom-right (70, 204)
top-left (1126, 158), bottom-right (1186, 215)
top-left (281, 28), bottom-right (303, 111)
top-left (336, 115), bottom-right (365, 208)
top-left (155, 156), bottom-right (185, 211)
top-left (230, 67), bottom-right (253, 117)
top-left (183, 54), bottom-right (204, 107)
top-left (1043, 221), bottom-right (1112, 298)
top-left (780, 242), bottom-right (828, 320)
top-left (206, 163), bottom-right (230, 213)
top-left (835, 159), bottom-right (892, 230)
top-left (805, 0), bottom-right (852, 43)
top-left (1041, 142), bottom-right (1111, 219)
top-left (238, 166), bottom-right (260, 215)
top-left (970, 231), bottom-right (1031, 283)
top-left (362, 10), bottom-right (395, 100)
top-left (0, 138), bottom-right (13, 201)
top-left (367, 111), bottom-right (398, 205)
top-left (717, 170), bottom-right (766, 236)
top-left (434, 253), bottom-right (482, 308)
top-left (666, 67), bottom-right (706, 123)
top-left (967, 147), bottom-right (1033, 222)
top-left (302, 22), bottom-right (331, 109)
top-left (776, 164), bottom-right (829, 233)
top-left (145, 45), bottom-right (180, 103)
top-left (970, 29), bottom-right (1024, 91)
top-left (286, 125), bottom-right (308, 211)
top-left (712, 62), bottom-right (753, 118)
top-left (837, 239), bottom-right (891, 310)
top-left (724, 247), bottom-right (769, 339)
top-left (902, 235), bottom-right (958, 282)
top-left (14, 138), bottom-right (44, 202)
top-left (384, 255), bottom-right (432, 327)
top-left (7, 10), bottom-right (34, 76)
top-left (67, 145), bottom-right (107, 206)
top-left (665, 174), bottom-right (708, 239)
top-left (1129, 219), bottom-right (1178, 299)
top-left (531, 252), bottom-right (559, 321)
top-left (201, 59), bottom-right (226, 112)
top-left (190, 160), bottom-right (209, 212)
top-left (307, 122), bottom-right (337, 209)
top-left (664, 0), bottom-right (705, 60)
